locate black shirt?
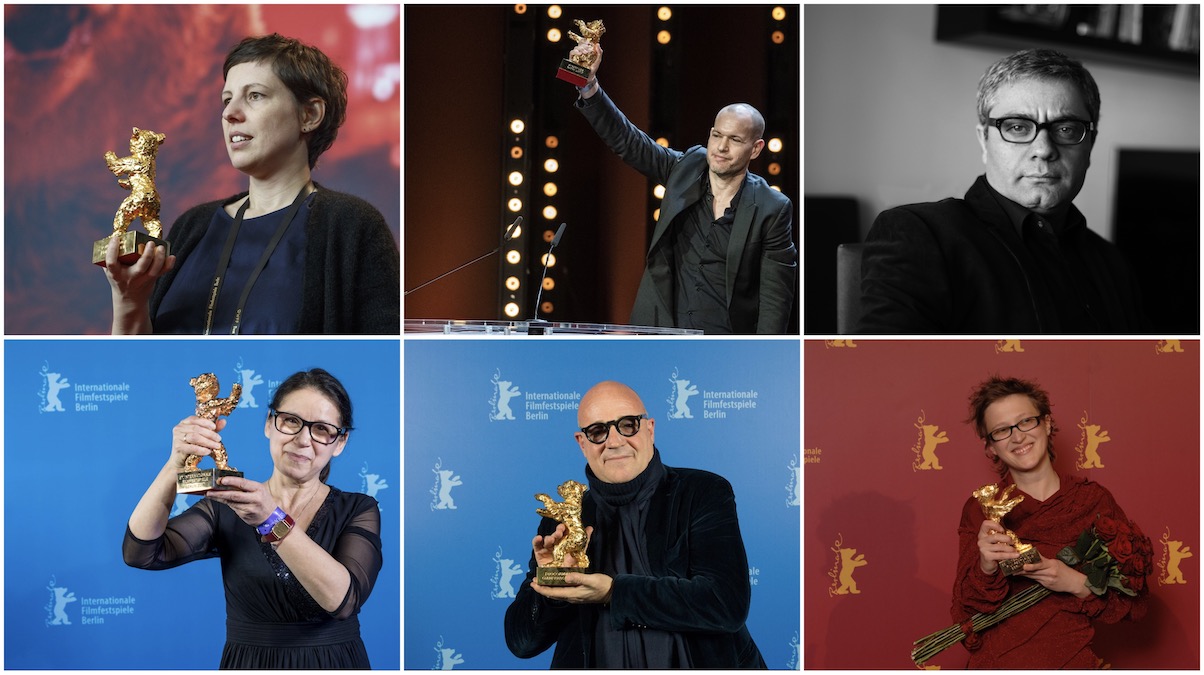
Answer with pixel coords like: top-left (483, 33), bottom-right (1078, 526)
top-left (670, 176), bottom-right (745, 333)
top-left (982, 181), bottom-right (1104, 331)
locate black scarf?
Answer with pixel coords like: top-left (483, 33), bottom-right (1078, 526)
top-left (585, 448), bottom-right (691, 668)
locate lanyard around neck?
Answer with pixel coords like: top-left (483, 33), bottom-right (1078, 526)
top-left (203, 185), bottom-right (310, 335)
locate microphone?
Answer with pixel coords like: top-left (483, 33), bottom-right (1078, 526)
top-left (529, 222), bottom-right (566, 329)
top-left (404, 216), bottom-right (522, 297)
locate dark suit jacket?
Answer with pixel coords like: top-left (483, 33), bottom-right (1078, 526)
top-left (857, 176), bottom-right (1145, 333)
top-left (576, 90), bottom-right (797, 334)
top-left (503, 464), bottom-right (766, 668)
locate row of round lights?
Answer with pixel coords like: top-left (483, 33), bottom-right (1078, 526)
top-left (503, 117), bottom-right (526, 318)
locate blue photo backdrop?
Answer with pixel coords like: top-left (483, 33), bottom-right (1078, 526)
top-left (5, 339), bottom-right (400, 669)
top-left (404, 339), bottom-right (801, 669)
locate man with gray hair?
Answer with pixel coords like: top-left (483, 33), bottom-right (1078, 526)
top-left (570, 42), bottom-right (797, 334)
top-left (857, 49), bottom-right (1145, 333)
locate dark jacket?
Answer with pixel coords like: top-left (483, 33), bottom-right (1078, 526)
top-left (857, 175), bottom-right (1145, 333)
top-left (576, 89), bottom-right (797, 334)
top-left (149, 185), bottom-right (400, 334)
top-left (503, 465), bottom-right (765, 668)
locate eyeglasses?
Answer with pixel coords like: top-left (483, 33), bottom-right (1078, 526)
top-left (580, 414), bottom-right (648, 444)
top-left (987, 117), bottom-right (1095, 145)
top-left (270, 409), bottom-right (348, 445)
top-left (987, 415), bottom-right (1043, 443)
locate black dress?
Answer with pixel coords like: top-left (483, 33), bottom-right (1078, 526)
top-left (123, 486), bottom-right (381, 669)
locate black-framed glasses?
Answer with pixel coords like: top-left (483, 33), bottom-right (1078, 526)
top-left (987, 117), bottom-right (1095, 145)
top-left (270, 409), bottom-right (349, 445)
top-left (580, 414), bottom-right (648, 444)
top-left (987, 415), bottom-right (1043, 443)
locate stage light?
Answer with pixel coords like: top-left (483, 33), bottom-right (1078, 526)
top-left (544, 158), bottom-right (559, 173)
top-left (543, 229), bottom-right (556, 242)
top-left (657, 7), bottom-right (672, 21)
top-left (545, 136), bottom-right (559, 148)
top-left (506, 250), bottom-right (522, 264)
top-left (504, 302), bottom-right (520, 317)
top-left (653, 184), bottom-right (666, 199)
top-left (768, 162), bottom-right (782, 176)
top-left (541, 301), bottom-right (554, 314)
top-left (547, 28), bottom-right (561, 42)
top-left (505, 276), bottom-right (521, 291)
top-left (511, 224), bottom-right (523, 238)
top-left (510, 119), bottom-right (525, 134)
top-left (515, 4), bottom-right (527, 15)
top-left (771, 185), bottom-right (782, 193)
top-left (772, 30), bottom-right (785, 45)
top-left (508, 171), bottom-right (524, 186)
top-left (543, 182), bottom-right (558, 197)
top-left (542, 205), bottom-right (558, 220)
top-left (768, 137), bottom-right (783, 153)
top-left (657, 30), bottom-right (672, 44)
top-left (510, 146), bottom-right (523, 159)
top-left (541, 253), bottom-right (557, 267)
top-left (548, 5), bottom-right (561, 19)
top-left (508, 198), bottom-right (523, 212)
top-left (656, 137), bottom-right (670, 148)
top-left (653, 208), bottom-right (661, 220)
top-left (542, 277), bottom-right (555, 291)
top-left (772, 6), bottom-right (787, 21)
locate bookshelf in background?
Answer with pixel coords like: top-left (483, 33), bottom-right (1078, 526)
top-left (936, 5), bottom-right (1199, 74)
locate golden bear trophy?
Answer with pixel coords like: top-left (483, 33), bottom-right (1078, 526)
top-left (974, 483), bottom-right (1042, 575)
top-left (177, 373), bottom-right (244, 494)
top-left (93, 126), bottom-right (171, 266)
top-left (556, 19), bottom-right (605, 87)
top-left (533, 479), bottom-right (590, 586)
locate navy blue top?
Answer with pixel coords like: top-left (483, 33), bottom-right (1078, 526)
top-left (155, 194), bottom-right (312, 334)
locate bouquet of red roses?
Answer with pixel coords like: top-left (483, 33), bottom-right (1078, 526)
top-left (911, 514), bottom-right (1151, 666)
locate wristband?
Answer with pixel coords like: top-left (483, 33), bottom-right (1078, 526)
top-left (257, 507), bottom-right (287, 535)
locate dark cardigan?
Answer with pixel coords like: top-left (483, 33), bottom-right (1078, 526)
top-left (149, 185), bottom-right (399, 334)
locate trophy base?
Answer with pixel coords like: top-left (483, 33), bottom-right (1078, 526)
top-left (177, 468), bottom-right (243, 495)
top-left (999, 547), bottom-right (1042, 576)
top-left (537, 566), bottom-right (587, 586)
top-left (555, 59), bottom-right (591, 87)
top-left (93, 231), bottom-right (170, 267)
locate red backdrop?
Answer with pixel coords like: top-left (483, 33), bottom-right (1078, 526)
top-left (4, 4), bottom-right (399, 334)
top-left (805, 339), bottom-right (1199, 668)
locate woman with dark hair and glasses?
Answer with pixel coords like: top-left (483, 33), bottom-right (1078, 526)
top-left (124, 369), bottom-right (381, 669)
top-left (102, 33), bottom-right (399, 335)
top-left (952, 375), bottom-right (1147, 668)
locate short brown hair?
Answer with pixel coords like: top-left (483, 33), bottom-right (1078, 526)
top-left (224, 33), bottom-right (348, 169)
top-left (966, 375), bottom-right (1055, 442)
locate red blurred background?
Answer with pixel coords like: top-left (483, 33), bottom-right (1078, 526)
top-left (5, 4), bottom-right (399, 334)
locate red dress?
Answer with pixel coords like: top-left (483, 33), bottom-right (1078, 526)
top-left (953, 473), bottom-right (1147, 668)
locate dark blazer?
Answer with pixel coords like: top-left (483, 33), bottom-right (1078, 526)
top-left (503, 464), bottom-right (766, 668)
top-left (857, 176), bottom-right (1145, 333)
top-left (576, 90), bottom-right (797, 334)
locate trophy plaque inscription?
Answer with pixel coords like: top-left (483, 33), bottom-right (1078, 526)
top-left (533, 479), bottom-right (590, 586)
top-left (177, 373), bottom-right (244, 494)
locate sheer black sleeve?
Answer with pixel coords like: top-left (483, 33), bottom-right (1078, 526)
top-left (122, 499), bottom-right (220, 569)
top-left (328, 497), bottom-right (382, 620)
